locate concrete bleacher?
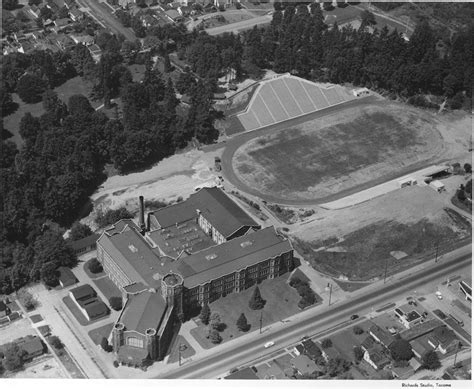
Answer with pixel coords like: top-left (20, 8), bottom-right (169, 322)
top-left (237, 74), bottom-right (356, 132)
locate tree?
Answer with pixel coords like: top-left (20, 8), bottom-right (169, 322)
top-left (457, 188), bottom-right (466, 201)
top-left (321, 338), bottom-right (333, 349)
top-left (208, 328), bottom-right (222, 344)
top-left (249, 286), bottom-right (265, 310)
top-left (50, 336), bottom-right (63, 349)
top-left (236, 313), bottom-right (250, 332)
top-left (326, 357), bottom-right (351, 377)
top-left (18, 289), bottom-right (37, 311)
top-left (69, 222), bottom-right (93, 241)
top-left (360, 10), bottom-right (376, 28)
top-left (101, 337), bottom-right (112, 352)
top-left (353, 326), bottom-right (364, 335)
top-left (199, 302), bottom-right (210, 325)
top-left (422, 350), bottom-right (441, 371)
top-left (16, 74), bottom-right (47, 104)
top-left (353, 346), bottom-right (364, 362)
top-left (109, 296), bottom-right (122, 311)
top-left (88, 258), bottom-right (103, 274)
top-left (163, 54), bottom-right (172, 73)
top-left (3, 343), bottom-right (26, 371)
top-left (68, 94), bottom-right (94, 117)
top-left (210, 312), bottom-right (221, 331)
top-left (3, 0), bottom-right (19, 10)
top-left (463, 163), bottom-right (471, 174)
top-left (389, 339), bottom-right (413, 361)
top-left (40, 262), bottom-right (59, 287)
top-left (95, 207), bottom-right (135, 228)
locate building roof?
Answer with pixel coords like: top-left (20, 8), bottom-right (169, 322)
top-left (82, 299), bottom-right (109, 319)
top-left (410, 338), bottom-right (431, 357)
top-left (291, 355), bottom-right (318, 375)
top-left (58, 266), bottom-right (78, 287)
top-left (224, 367), bottom-right (259, 380)
top-left (400, 319), bottom-right (442, 341)
top-left (54, 18), bottom-right (71, 27)
top-left (361, 335), bottom-right (376, 351)
top-left (369, 324), bottom-right (395, 347)
top-left (392, 365), bottom-right (414, 379)
top-left (429, 326), bottom-right (457, 348)
top-left (302, 339), bottom-right (322, 359)
top-left (70, 284), bottom-right (96, 301)
top-left (172, 226), bottom-right (292, 288)
top-left (16, 336), bottom-right (44, 358)
top-left (120, 291), bottom-right (168, 334)
top-left (409, 357), bottom-right (422, 371)
top-left (366, 344), bottom-right (390, 368)
top-left (149, 187), bottom-right (259, 238)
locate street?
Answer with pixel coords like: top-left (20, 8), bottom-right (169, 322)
top-left (158, 249), bottom-right (471, 378)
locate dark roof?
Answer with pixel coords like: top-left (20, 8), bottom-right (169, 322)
top-left (400, 319), bottom-right (442, 341)
top-left (83, 300), bottom-right (109, 319)
top-left (369, 324), bottom-right (395, 347)
top-left (70, 284), bottom-right (96, 301)
top-left (150, 187), bottom-right (259, 238)
top-left (17, 336), bottom-right (44, 357)
top-left (361, 335), bottom-right (376, 351)
top-left (70, 233), bottom-right (99, 251)
top-left (429, 326), bottom-right (457, 347)
top-left (224, 367), bottom-right (259, 380)
top-left (302, 339), bottom-right (322, 358)
top-left (291, 355), bottom-right (318, 375)
top-left (120, 291), bottom-right (168, 334)
top-left (58, 266), bottom-right (78, 287)
top-left (173, 227), bottom-right (292, 288)
top-left (366, 344), bottom-right (390, 368)
top-left (406, 310), bottom-right (422, 322)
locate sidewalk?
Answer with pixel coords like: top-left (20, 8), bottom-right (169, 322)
top-left (179, 320), bottom-right (205, 354)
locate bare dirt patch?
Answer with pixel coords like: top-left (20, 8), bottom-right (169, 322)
top-left (233, 102), bottom-right (446, 201)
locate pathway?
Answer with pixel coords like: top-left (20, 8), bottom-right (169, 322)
top-left (179, 320), bottom-right (205, 354)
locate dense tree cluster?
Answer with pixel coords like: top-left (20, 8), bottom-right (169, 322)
top-left (290, 276), bottom-right (317, 309)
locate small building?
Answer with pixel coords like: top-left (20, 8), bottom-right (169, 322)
top-left (427, 326), bottom-right (459, 354)
top-left (16, 336), bottom-right (45, 361)
top-left (58, 266), bottom-right (78, 288)
top-left (70, 34), bottom-right (95, 46)
top-left (410, 338), bottom-right (431, 359)
top-left (409, 357), bottom-right (422, 372)
top-left (369, 324), bottom-right (395, 349)
top-left (291, 354), bottom-right (320, 376)
top-left (394, 305), bottom-right (423, 329)
top-left (360, 335), bottom-right (376, 352)
top-left (352, 87), bottom-right (370, 97)
top-left (88, 44), bottom-right (102, 62)
top-left (398, 177), bottom-right (417, 188)
top-left (429, 180), bottom-right (445, 193)
top-left (70, 284), bottom-right (97, 302)
top-left (391, 365), bottom-right (415, 379)
top-left (26, 5), bottom-right (42, 19)
top-left (224, 367), bottom-right (259, 379)
top-left (363, 344), bottom-right (390, 370)
top-left (399, 319), bottom-right (441, 342)
top-left (69, 284), bottom-right (109, 321)
top-left (69, 8), bottom-right (84, 22)
top-left (53, 18), bottom-right (72, 32)
top-left (165, 9), bottom-right (184, 22)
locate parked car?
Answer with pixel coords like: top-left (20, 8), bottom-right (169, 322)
top-left (350, 314), bottom-right (359, 320)
top-left (264, 341), bottom-right (275, 348)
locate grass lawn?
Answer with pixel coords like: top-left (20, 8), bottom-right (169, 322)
top-left (333, 280), bottom-right (371, 292)
top-left (62, 296), bottom-right (109, 327)
top-left (290, 268), bottom-right (310, 284)
top-left (329, 321), bottom-right (373, 363)
top-left (190, 274), bottom-right (302, 349)
top-left (88, 322), bottom-right (114, 345)
top-left (30, 314), bottom-right (43, 324)
top-left (92, 276), bottom-right (122, 301)
top-left (167, 335), bottom-right (196, 364)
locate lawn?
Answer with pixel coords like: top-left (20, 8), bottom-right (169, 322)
top-left (233, 103), bottom-right (443, 201)
top-left (92, 276), bottom-right (122, 301)
top-left (166, 335), bottom-right (196, 364)
top-left (328, 321), bottom-right (372, 363)
top-left (3, 76), bottom-right (98, 148)
top-left (190, 274), bottom-right (302, 349)
top-left (88, 322), bottom-right (114, 345)
top-left (293, 213), bottom-right (471, 281)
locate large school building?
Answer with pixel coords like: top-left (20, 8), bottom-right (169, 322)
top-left (96, 188), bottom-right (294, 366)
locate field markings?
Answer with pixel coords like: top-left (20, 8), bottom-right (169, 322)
top-left (318, 86), bottom-right (332, 106)
top-left (258, 94), bottom-right (277, 124)
top-left (279, 79), bottom-right (305, 115)
top-left (299, 80), bottom-right (320, 111)
top-left (268, 83), bottom-right (291, 119)
top-left (249, 110), bottom-right (263, 129)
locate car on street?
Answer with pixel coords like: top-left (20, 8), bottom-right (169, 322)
top-left (350, 314), bottom-right (359, 320)
top-left (264, 341), bottom-right (275, 348)
top-left (436, 291), bottom-right (443, 300)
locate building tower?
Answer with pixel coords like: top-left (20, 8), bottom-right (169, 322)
top-left (161, 272), bottom-right (184, 321)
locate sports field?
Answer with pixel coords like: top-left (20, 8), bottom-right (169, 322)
top-left (233, 102), bottom-right (444, 201)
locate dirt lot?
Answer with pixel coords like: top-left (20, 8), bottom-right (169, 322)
top-left (0, 317), bottom-right (36, 344)
top-left (233, 102), bottom-right (452, 201)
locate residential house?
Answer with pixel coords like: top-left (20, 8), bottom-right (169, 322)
top-left (263, 362), bottom-right (287, 379)
top-left (165, 9), bottom-right (183, 22)
top-left (394, 305), bottom-right (423, 329)
top-left (369, 324), bottom-right (396, 349)
top-left (140, 14), bottom-right (159, 28)
top-left (301, 339), bottom-right (322, 361)
top-left (69, 7), bottom-right (84, 22)
top-left (52, 18), bottom-right (72, 33)
top-left (26, 5), bottom-right (42, 19)
top-left (360, 335), bottom-right (376, 352)
top-left (410, 338), bottom-right (431, 359)
top-left (16, 336), bottom-right (45, 361)
top-left (427, 326), bottom-right (459, 354)
top-left (363, 344), bottom-right (390, 370)
top-left (391, 365), bottom-right (415, 379)
top-left (291, 355), bottom-right (322, 376)
top-left (64, 0), bottom-right (77, 9)
top-left (293, 344), bottom-right (304, 356)
top-left (49, 33), bottom-right (75, 50)
top-left (58, 267), bottom-right (78, 288)
top-left (400, 319), bottom-right (442, 342)
top-left (214, 0), bottom-right (235, 8)
top-left (177, 5), bottom-right (191, 16)
top-left (320, 346), bottom-right (340, 362)
top-left (88, 44), bottom-right (103, 62)
top-left (69, 34), bottom-right (95, 46)
top-left (409, 357), bottom-right (422, 372)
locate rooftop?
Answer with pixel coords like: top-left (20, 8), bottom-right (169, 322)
top-left (369, 324), bottom-right (395, 347)
top-left (58, 266), bottom-right (78, 287)
top-left (400, 319), bottom-right (442, 341)
top-left (172, 226), bottom-right (292, 288)
top-left (69, 233), bottom-right (99, 251)
top-left (429, 326), bottom-right (458, 346)
top-left (70, 284), bottom-right (96, 301)
top-left (291, 354), bottom-right (318, 375)
top-left (82, 300), bottom-right (109, 319)
top-left (120, 291), bottom-right (168, 335)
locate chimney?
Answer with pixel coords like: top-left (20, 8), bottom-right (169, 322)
top-left (139, 196), bottom-right (146, 234)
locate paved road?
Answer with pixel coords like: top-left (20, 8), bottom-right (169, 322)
top-left (158, 248), bottom-right (471, 378)
top-left (77, 0), bottom-right (136, 41)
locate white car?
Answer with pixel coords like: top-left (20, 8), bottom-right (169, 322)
top-left (264, 341), bottom-right (275, 348)
top-left (435, 291), bottom-right (443, 300)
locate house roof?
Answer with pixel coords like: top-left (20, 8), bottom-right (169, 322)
top-left (366, 344), bottom-right (390, 368)
top-left (58, 266), bottom-right (78, 287)
top-left (172, 226), bottom-right (292, 288)
top-left (429, 326), bottom-right (457, 347)
top-left (149, 187), bottom-right (259, 238)
top-left (410, 339), bottom-right (431, 357)
top-left (291, 355), bottom-right (318, 375)
top-left (361, 335), bottom-right (376, 351)
top-left (82, 300), bottom-right (109, 319)
top-left (70, 284), bottom-right (96, 301)
top-left (54, 18), bottom-right (71, 27)
top-left (16, 336), bottom-right (44, 357)
top-left (70, 233), bottom-right (99, 251)
top-left (120, 291), bottom-right (168, 334)
top-left (302, 339), bottom-right (322, 358)
top-left (400, 319), bottom-right (441, 341)
top-left (369, 324), bottom-right (395, 347)
top-left (409, 357), bottom-right (422, 371)
top-left (224, 367), bottom-right (259, 380)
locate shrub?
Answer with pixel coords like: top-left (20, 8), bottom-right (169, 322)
top-left (321, 338), bottom-right (333, 349)
top-left (208, 328), bottom-right (222, 344)
top-left (249, 286), bottom-right (265, 310)
top-left (113, 360), bottom-right (119, 368)
top-left (464, 163), bottom-right (472, 173)
top-left (101, 337), bottom-right (112, 352)
top-left (109, 296), bottom-right (122, 311)
top-left (422, 350), bottom-right (441, 371)
top-left (353, 326), bottom-right (364, 335)
top-left (88, 258), bottom-right (103, 274)
top-left (50, 336), bottom-right (63, 349)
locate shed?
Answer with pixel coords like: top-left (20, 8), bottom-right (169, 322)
top-left (58, 266), bottom-right (78, 288)
top-left (429, 180), bottom-right (445, 193)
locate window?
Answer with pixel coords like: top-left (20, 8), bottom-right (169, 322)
top-left (126, 337), bottom-right (144, 348)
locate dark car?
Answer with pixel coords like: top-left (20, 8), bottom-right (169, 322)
top-left (350, 314), bottom-right (359, 320)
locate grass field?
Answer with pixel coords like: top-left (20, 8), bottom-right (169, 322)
top-left (293, 209), bottom-right (471, 281)
top-left (166, 335), bottom-right (195, 364)
top-left (88, 322), bottom-right (114, 345)
top-left (190, 275), bottom-right (301, 349)
top-left (233, 103), bottom-right (444, 201)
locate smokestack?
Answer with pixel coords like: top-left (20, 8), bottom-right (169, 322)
top-left (139, 196), bottom-right (145, 234)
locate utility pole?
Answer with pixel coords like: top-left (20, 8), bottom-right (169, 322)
top-left (328, 283), bottom-right (333, 306)
top-left (435, 241), bottom-right (439, 263)
top-left (259, 311), bottom-right (263, 334)
top-left (383, 258), bottom-right (388, 284)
